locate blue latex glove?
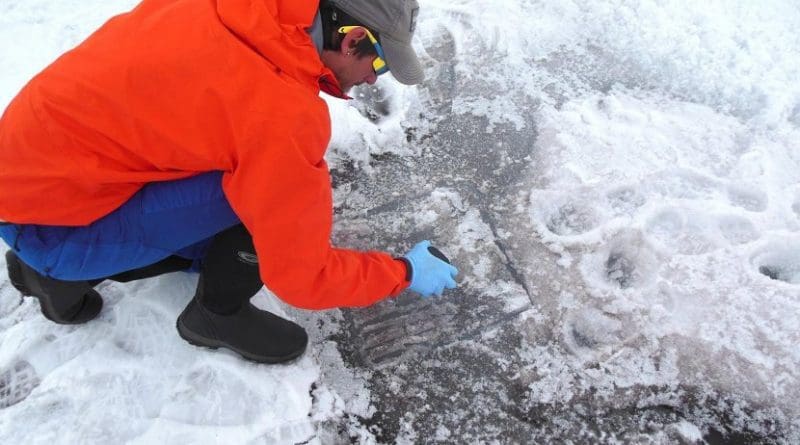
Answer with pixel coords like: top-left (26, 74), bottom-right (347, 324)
top-left (403, 241), bottom-right (459, 297)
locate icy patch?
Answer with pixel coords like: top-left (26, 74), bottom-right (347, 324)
top-left (562, 307), bottom-right (622, 353)
top-left (388, 187), bottom-right (506, 288)
top-left (454, 209), bottom-right (496, 282)
top-left (673, 420), bottom-right (704, 442)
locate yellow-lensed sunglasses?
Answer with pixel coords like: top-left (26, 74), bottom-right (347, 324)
top-left (338, 26), bottom-right (389, 76)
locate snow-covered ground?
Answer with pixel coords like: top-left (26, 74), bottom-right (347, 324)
top-left (2, 0), bottom-right (800, 443)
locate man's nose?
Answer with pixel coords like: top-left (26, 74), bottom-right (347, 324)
top-left (365, 71), bottom-right (378, 85)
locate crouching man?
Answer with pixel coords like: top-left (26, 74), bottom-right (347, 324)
top-left (0, 0), bottom-right (458, 363)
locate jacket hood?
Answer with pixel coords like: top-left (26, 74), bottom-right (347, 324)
top-left (216, 0), bottom-right (343, 96)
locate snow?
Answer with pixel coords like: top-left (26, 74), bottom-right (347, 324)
top-left (2, 0), bottom-right (800, 443)
top-left (0, 268), bottom-right (327, 443)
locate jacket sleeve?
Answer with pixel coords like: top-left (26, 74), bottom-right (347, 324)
top-left (221, 102), bottom-right (409, 310)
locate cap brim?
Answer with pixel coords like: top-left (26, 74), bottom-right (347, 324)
top-left (381, 34), bottom-right (424, 85)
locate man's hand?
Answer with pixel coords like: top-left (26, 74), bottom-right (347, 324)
top-left (403, 241), bottom-right (459, 297)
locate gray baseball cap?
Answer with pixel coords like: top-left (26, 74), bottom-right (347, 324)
top-left (330, 0), bottom-right (424, 85)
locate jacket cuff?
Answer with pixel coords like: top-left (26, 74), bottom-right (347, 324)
top-left (396, 257), bottom-right (413, 282)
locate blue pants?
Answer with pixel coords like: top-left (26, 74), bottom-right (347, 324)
top-left (0, 172), bottom-right (240, 281)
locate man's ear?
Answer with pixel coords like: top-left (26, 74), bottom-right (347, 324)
top-left (340, 28), bottom-right (367, 55)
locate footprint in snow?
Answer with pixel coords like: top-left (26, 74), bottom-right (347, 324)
top-left (563, 308), bottom-right (623, 356)
top-left (544, 202), bottom-right (600, 236)
top-left (645, 209), bottom-right (717, 255)
top-left (716, 215), bottom-right (759, 245)
top-left (111, 299), bottom-right (183, 358)
top-left (727, 184), bottom-right (768, 213)
top-left (0, 310), bottom-right (112, 409)
top-left (606, 186), bottom-right (646, 216)
top-left (579, 229), bottom-right (659, 291)
top-left (752, 243), bottom-right (800, 285)
top-left (0, 360), bottom-right (40, 409)
top-left (606, 251), bottom-right (640, 289)
top-left (352, 84), bottom-right (392, 123)
top-left (650, 169), bottom-right (719, 201)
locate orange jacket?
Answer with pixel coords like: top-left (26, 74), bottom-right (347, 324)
top-left (0, 0), bottom-right (409, 308)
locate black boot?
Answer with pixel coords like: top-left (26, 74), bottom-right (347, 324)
top-left (176, 225), bottom-right (307, 363)
top-left (5, 250), bottom-right (103, 324)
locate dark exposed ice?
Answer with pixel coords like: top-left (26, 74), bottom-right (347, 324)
top-left (295, 5), bottom-right (800, 441)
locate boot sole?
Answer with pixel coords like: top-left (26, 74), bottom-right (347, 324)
top-left (176, 314), bottom-right (306, 364)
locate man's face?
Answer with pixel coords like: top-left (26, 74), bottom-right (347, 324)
top-left (320, 28), bottom-right (381, 93)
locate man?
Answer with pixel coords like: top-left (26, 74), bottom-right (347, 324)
top-left (0, 0), bottom-right (458, 364)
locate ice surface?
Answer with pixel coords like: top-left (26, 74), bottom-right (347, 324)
top-left (2, 0), bottom-right (800, 443)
